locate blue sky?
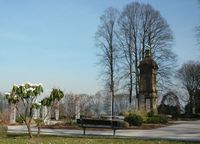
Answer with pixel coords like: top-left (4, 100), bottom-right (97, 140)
top-left (0, 0), bottom-right (199, 94)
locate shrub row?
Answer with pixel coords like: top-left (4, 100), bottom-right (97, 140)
top-left (123, 111), bottom-right (168, 126)
top-left (146, 115), bottom-right (168, 124)
top-left (124, 113), bottom-right (143, 126)
top-left (146, 111), bottom-right (168, 124)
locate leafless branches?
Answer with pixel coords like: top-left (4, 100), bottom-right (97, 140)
top-left (96, 2), bottom-right (176, 113)
top-left (195, 0), bottom-right (200, 46)
top-left (96, 7), bottom-right (120, 116)
top-left (118, 2), bottom-right (175, 104)
top-left (177, 61), bottom-right (200, 114)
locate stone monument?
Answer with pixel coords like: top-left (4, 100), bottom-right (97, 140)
top-left (139, 49), bottom-right (158, 113)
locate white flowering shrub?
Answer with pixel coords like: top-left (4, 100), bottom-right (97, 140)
top-left (4, 82), bottom-right (43, 138)
top-left (4, 83), bottom-right (64, 138)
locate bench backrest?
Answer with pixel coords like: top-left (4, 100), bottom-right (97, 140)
top-left (77, 119), bottom-right (123, 127)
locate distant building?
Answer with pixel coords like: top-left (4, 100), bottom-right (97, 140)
top-left (0, 93), bottom-right (9, 112)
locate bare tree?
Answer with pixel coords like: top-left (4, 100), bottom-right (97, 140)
top-left (79, 94), bottom-right (94, 117)
top-left (61, 93), bottom-right (76, 120)
top-left (177, 61), bottom-right (200, 114)
top-left (61, 93), bottom-right (96, 119)
top-left (92, 91), bottom-right (104, 117)
top-left (117, 2), bottom-right (175, 107)
top-left (158, 91), bottom-right (182, 116)
top-left (160, 91), bottom-right (182, 107)
top-left (117, 2), bottom-right (141, 106)
top-left (140, 4), bottom-right (176, 90)
top-left (114, 93), bottom-right (129, 114)
top-left (96, 7), bottom-right (119, 116)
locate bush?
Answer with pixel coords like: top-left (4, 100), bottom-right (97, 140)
top-left (114, 120), bottom-right (129, 128)
top-left (16, 116), bottom-right (24, 124)
top-left (0, 124), bottom-right (7, 137)
top-left (146, 115), bottom-right (168, 124)
top-left (158, 104), bottom-right (181, 118)
top-left (125, 113), bottom-right (143, 126)
top-left (147, 111), bottom-right (155, 117)
top-left (180, 113), bottom-right (200, 119)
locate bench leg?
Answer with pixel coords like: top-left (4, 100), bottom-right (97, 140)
top-left (83, 128), bottom-right (86, 135)
top-left (113, 129), bottom-right (116, 136)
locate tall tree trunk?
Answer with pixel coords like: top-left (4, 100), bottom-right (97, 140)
top-left (27, 124), bottom-right (32, 138)
top-left (134, 38), bottom-right (139, 110)
top-left (95, 7), bottom-right (118, 118)
top-left (110, 45), bottom-right (115, 117)
top-left (189, 90), bottom-right (196, 114)
top-left (128, 39), bottom-right (133, 105)
top-left (192, 94), bottom-right (196, 114)
top-left (111, 79), bottom-right (115, 117)
top-left (37, 125), bottom-right (41, 137)
top-left (129, 71), bottom-right (133, 105)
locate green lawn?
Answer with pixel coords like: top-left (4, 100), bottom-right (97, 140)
top-left (0, 135), bottom-right (199, 144)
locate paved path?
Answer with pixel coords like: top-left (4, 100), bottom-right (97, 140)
top-left (8, 120), bottom-right (200, 142)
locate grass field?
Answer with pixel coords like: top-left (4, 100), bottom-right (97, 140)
top-left (0, 135), bottom-right (199, 144)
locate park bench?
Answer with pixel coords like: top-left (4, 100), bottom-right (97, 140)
top-left (77, 118), bottom-right (124, 136)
